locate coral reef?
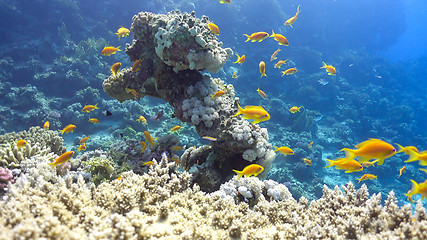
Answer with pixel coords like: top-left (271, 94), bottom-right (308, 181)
top-left (102, 11), bottom-right (275, 191)
top-left (0, 156), bottom-right (425, 239)
top-left (0, 167), bottom-right (13, 191)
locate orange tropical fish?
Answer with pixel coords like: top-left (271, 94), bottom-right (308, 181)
top-left (270, 30), bottom-right (289, 46)
top-left (77, 143), bottom-right (87, 152)
top-left (48, 151), bottom-right (74, 168)
top-left (111, 62), bottom-right (121, 77)
top-left (320, 62), bottom-right (337, 76)
top-left (202, 136), bottom-right (217, 141)
top-left (233, 102), bottom-right (270, 124)
top-left (82, 104), bottom-right (99, 113)
top-left (281, 68), bottom-right (297, 76)
top-left (79, 136), bottom-right (90, 144)
top-left (125, 88), bottom-right (140, 99)
top-left (142, 161), bottom-right (153, 166)
top-left (270, 48), bottom-right (281, 61)
top-left (259, 61), bottom-right (266, 78)
top-left (233, 164), bottom-right (264, 180)
top-left (274, 59), bottom-right (288, 69)
top-left (405, 179), bottom-right (427, 201)
top-left (256, 87), bottom-right (267, 99)
top-left (232, 71), bottom-right (237, 78)
top-left (17, 139), bottom-right (27, 148)
top-left (137, 115), bottom-right (147, 124)
top-left (140, 141), bottom-right (147, 152)
top-left (395, 143), bottom-right (419, 154)
top-left (211, 90), bottom-right (225, 100)
top-left (169, 154), bottom-right (181, 164)
top-left (101, 46), bottom-right (121, 56)
top-left (132, 59), bottom-right (142, 72)
top-left (115, 27), bottom-right (130, 40)
top-left (89, 118), bottom-right (100, 124)
top-left (43, 121), bottom-right (50, 130)
top-left (284, 5), bottom-right (301, 28)
top-left (172, 146), bottom-right (183, 151)
top-left (117, 176), bottom-right (123, 181)
top-left (405, 149), bottom-right (427, 166)
top-left (274, 146), bottom-right (294, 155)
top-left (398, 166), bottom-right (406, 178)
top-left (341, 139), bottom-right (396, 166)
top-left (60, 124), bottom-right (76, 135)
top-left (303, 158), bottom-right (312, 166)
top-left (324, 158), bottom-right (363, 173)
top-left (144, 131), bottom-right (156, 148)
top-left (243, 32), bottom-right (269, 42)
top-left (356, 174), bottom-right (377, 184)
top-left (207, 22), bottom-right (220, 35)
top-left (289, 106), bottom-right (302, 113)
top-left (233, 54), bottom-right (245, 65)
top-left (170, 125), bottom-right (181, 132)
top-left (361, 160), bottom-right (379, 168)
top-left (220, 0), bottom-right (231, 3)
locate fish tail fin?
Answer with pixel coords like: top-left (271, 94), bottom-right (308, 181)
top-left (395, 143), bottom-right (405, 153)
top-left (320, 61), bottom-right (327, 69)
top-left (210, 95), bottom-right (215, 100)
top-left (117, 46), bottom-right (122, 51)
top-left (405, 149), bottom-right (420, 163)
top-left (405, 180), bottom-right (419, 197)
top-left (297, 4), bottom-right (301, 13)
top-left (340, 148), bottom-right (356, 160)
top-left (233, 54), bottom-right (240, 63)
top-left (233, 169), bottom-right (243, 179)
top-left (376, 158), bottom-right (385, 166)
top-left (243, 34), bottom-right (251, 42)
top-left (60, 129), bottom-right (65, 135)
top-left (233, 101), bottom-right (243, 117)
top-left (270, 29), bottom-right (275, 37)
top-left (324, 159), bottom-right (335, 168)
top-left (261, 73), bottom-right (267, 78)
top-left (48, 162), bottom-right (56, 168)
top-left (356, 177), bottom-right (362, 184)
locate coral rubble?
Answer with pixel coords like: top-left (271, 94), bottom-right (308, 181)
top-left (102, 11), bottom-right (275, 191)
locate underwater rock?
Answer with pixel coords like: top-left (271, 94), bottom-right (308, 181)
top-left (102, 11), bottom-right (275, 191)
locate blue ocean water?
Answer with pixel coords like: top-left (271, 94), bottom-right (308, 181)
top-left (0, 0), bottom-right (426, 206)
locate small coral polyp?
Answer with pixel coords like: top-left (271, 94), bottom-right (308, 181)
top-left (102, 10), bottom-right (275, 191)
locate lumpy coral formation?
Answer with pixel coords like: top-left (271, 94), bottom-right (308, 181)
top-left (102, 11), bottom-right (275, 191)
top-left (0, 156), bottom-right (425, 239)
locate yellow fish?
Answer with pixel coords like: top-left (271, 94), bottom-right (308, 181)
top-left (303, 158), bottom-right (312, 166)
top-left (270, 48), bottom-right (281, 61)
top-left (232, 71), bottom-right (237, 78)
top-left (170, 125), bottom-right (181, 132)
top-left (395, 143), bottom-right (419, 154)
top-left (143, 161), bottom-right (153, 166)
top-left (284, 5), bottom-right (301, 28)
top-left (89, 118), bottom-right (100, 124)
top-left (82, 104), bottom-right (99, 113)
top-left (207, 22), bottom-right (220, 35)
top-left (140, 141), bottom-right (147, 152)
top-left (274, 59), bottom-right (288, 69)
top-left (77, 143), bottom-right (87, 152)
top-left (356, 174), bottom-right (377, 184)
top-left (361, 160), bottom-right (379, 168)
top-left (256, 87), bottom-right (267, 99)
top-left (202, 136), bottom-right (217, 141)
top-left (79, 136), bottom-right (90, 144)
top-left (48, 151), bottom-right (74, 168)
top-left (137, 115), bottom-right (147, 125)
top-left (111, 62), bottom-right (121, 77)
top-left (101, 46), bottom-right (121, 56)
top-left (259, 61), bottom-right (266, 78)
top-left (233, 102), bottom-right (270, 124)
top-left (398, 166), bottom-right (406, 178)
top-left (144, 131), bottom-right (156, 148)
top-left (320, 61), bottom-right (337, 76)
top-left (126, 88), bottom-right (140, 99)
top-left (115, 27), bottom-right (130, 40)
top-left (60, 124), bottom-right (76, 135)
top-left (17, 140), bottom-right (27, 148)
top-left (172, 146), bottom-right (183, 151)
top-left (405, 179), bottom-right (427, 201)
top-left (233, 164), bottom-right (264, 180)
top-left (324, 158), bottom-right (363, 173)
top-left (289, 106), bottom-right (302, 113)
top-left (233, 54), bottom-right (246, 65)
top-left (220, 0), bottom-right (231, 3)
top-left (132, 59), bottom-right (142, 72)
top-left (405, 149), bottom-right (427, 166)
top-left (243, 32), bottom-right (269, 42)
top-left (274, 146), bottom-right (294, 155)
top-left (211, 90), bottom-right (225, 100)
top-left (341, 138), bottom-right (396, 166)
top-left (308, 141), bottom-right (314, 148)
top-left (43, 121), bottom-right (50, 130)
top-left (270, 30), bottom-right (289, 46)
top-left (282, 68), bottom-right (298, 76)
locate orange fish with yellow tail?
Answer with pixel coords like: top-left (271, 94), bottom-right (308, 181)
top-left (324, 158), bottom-right (363, 173)
top-left (281, 68), bottom-right (297, 76)
top-left (233, 164), bottom-right (264, 180)
top-left (356, 174), bottom-right (377, 184)
top-left (43, 121), bottom-right (50, 130)
top-left (284, 5), bottom-right (301, 28)
top-left (144, 131), bottom-right (156, 148)
top-left (115, 27), bottom-right (130, 40)
top-left (101, 46), bottom-right (121, 56)
top-left (259, 61), bottom-right (266, 78)
top-left (82, 104), bottom-right (99, 113)
top-left (270, 30), bottom-right (289, 46)
top-left (405, 179), bottom-right (427, 201)
top-left (256, 87), bottom-right (267, 99)
top-left (48, 151), bottom-right (74, 168)
top-left (340, 138), bottom-right (396, 166)
top-left (274, 60), bottom-right (288, 69)
top-left (132, 60), bottom-right (142, 72)
top-left (243, 32), bottom-right (269, 42)
top-left (207, 22), bottom-right (220, 35)
top-left (60, 124), bottom-right (76, 135)
top-left (270, 48), bottom-right (281, 61)
top-left (111, 62), bottom-right (121, 77)
top-left (233, 102), bottom-right (270, 124)
top-left (233, 54), bottom-right (246, 65)
top-left (321, 62), bottom-right (337, 76)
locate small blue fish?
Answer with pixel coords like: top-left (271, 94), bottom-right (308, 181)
top-left (318, 79), bottom-right (329, 86)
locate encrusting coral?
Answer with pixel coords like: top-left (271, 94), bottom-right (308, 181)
top-left (0, 155), bottom-right (426, 239)
top-left (102, 10), bottom-right (275, 191)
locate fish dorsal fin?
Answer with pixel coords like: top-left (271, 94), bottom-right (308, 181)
top-left (355, 138), bottom-right (381, 148)
top-left (244, 105), bottom-right (265, 110)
